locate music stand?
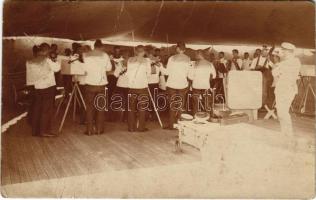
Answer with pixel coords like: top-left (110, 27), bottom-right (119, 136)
top-left (57, 60), bottom-right (86, 133)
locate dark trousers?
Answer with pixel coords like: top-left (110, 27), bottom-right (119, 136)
top-left (192, 88), bottom-right (213, 116)
top-left (63, 75), bottom-right (73, 98)
top-left (266, 87), bottom-right (276, 109)
top-left (213, 78), bottom-right (225, 103)
top-left (31, 86), bottom-right (55, 136)
top-left (167, 87), bottom-right (188, 128)
top-left (114, 86), bottom-right (129, 122)
top-left (85, 85), bottom-right (106, 133)
top-left (148, 83), bottom-right (159, 119)
top-left (128, 88), bottom-right (148, 131)
top-left (106, 75), bottom-right (118, 121)
top-left (55, 71), bottom-right (63, 87)
top-left (27, 86), bottom-right (35, 125)
top-left (262, 69), bottom-right (274, 106)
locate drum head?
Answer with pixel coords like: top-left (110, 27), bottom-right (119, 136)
top-left (194, 112), bottom-right (210, 123)
top-left (180, 113), bottom-right (194, 121)
top-left (195, 112), bottom-right (209, 119)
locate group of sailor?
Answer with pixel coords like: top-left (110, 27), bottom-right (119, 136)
top-left (26, 40), bottom-right (301, 137)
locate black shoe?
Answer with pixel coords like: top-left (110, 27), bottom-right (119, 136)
top-left (137, 128), bottom-right (149, 132)
top-left (128, 128), bottom-right (135, 132)
top-left (41, 133), bottom-right (58, 137)
top-left (163, 125), bottom-right (171, 130)
top-left (96, 130), bottom-right (104, 135)
top-left (84, 131), bottom-right (93, 136)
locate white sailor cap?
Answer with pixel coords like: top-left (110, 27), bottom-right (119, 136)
top-left (281, 42), bottom-right (296, 50)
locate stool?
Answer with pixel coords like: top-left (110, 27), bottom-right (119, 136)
top-left (264, 101), bottom-right (277, 119)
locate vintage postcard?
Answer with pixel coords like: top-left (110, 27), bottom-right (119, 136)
top-left (1, 1), bottom-right (315, 198)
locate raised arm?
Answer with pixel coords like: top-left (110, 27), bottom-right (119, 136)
top-left (249, 58), bottom-right (257, 70)
top-left (104, 53), bottom-right (112, 72)
top-left (47, 58), bottom-right (61, 72)
top-left (126, 57), bottom-right (134, 79)
top-left (210, 63), bottom-right (216, 80)
top-left (160, 57), bottom-right (172, 75)
top-left (187, 65), bottom-right (195, 81)
top-left (146, 58), bottom-right (152, 80)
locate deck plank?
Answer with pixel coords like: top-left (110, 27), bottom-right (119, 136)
top-left (17, 133), bottom-right (41, 183)
top-left (6, 130), bottom-right (22, 184)
top-left (32, 137), bottom-right (59, 180)
top-left (1, 114), bottom-right (314, 186)
top-left (58, 134), bottom-right (89, 175)
top-left (67, 130), bottom-right (118, 172)
top-left (1, 134), bottom-right (12, 185)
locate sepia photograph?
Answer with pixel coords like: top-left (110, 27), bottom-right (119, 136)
top-left (1, 0), bottom-right (315, 198)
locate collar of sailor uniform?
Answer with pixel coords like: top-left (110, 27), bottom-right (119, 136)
top-left (113, 54), bottom-right (122, 59)
top-left (260, 53), bottom-right (268, 58)
top-left (113, 56), bottom-right (124, 61)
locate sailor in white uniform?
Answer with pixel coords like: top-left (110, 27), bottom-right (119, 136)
top-left (27, 43), bottom-right (61, 137)
top-left (147, 48), bottom-right (164, 120)
top-left (113, 51), bottom-right (130, 122)
top-left (272, 42), bottom-right (301, 135)
top-left (188, 50), bottom-right (216, 115)
top-left (162, 42), bottom-right (191, 130)
top-left (126, 45), bottom-right (151, 132)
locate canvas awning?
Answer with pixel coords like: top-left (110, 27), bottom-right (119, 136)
top-left (3, 1), bottom-right (315, 48)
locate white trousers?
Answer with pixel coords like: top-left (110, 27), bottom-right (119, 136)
top-left (275, 91), bottom-right (296, 135)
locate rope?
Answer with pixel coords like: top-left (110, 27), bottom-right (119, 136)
top-left (113, 1), bottom-right (125, 33)
top-left (150, 1), bottom-right (164, 38)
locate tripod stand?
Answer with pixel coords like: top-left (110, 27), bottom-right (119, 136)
top-left (299, 76), bottom-right (316, 113)
top-left (57, 78), bottom-right (86, 133)
top-left (291, 75), bottom-right (316, 115)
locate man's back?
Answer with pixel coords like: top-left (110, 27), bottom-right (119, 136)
top-left (27, 57), bottom-right (60, 89)
top-left (190, 60), bottom-right (216, 89)
top-left (166, 54), bottom-right (191, 89)
top-left (83, 49), bottom-right (111, 86)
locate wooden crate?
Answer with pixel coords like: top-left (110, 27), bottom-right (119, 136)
top-left (176, 121), bottom-right (221, 150)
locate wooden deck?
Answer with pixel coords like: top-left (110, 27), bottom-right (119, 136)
top-left (1, 118), bottom-right (201, 186)
top-left (1, 113), bottom-right (315, 187)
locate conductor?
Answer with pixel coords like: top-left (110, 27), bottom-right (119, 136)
top-left (272, 42), bottom-right (301, 135)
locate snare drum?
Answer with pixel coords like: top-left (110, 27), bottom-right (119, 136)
top-left (180, 113), bottom-right (194, 121)
top-left (194, 112), bottom-right (210, 124)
